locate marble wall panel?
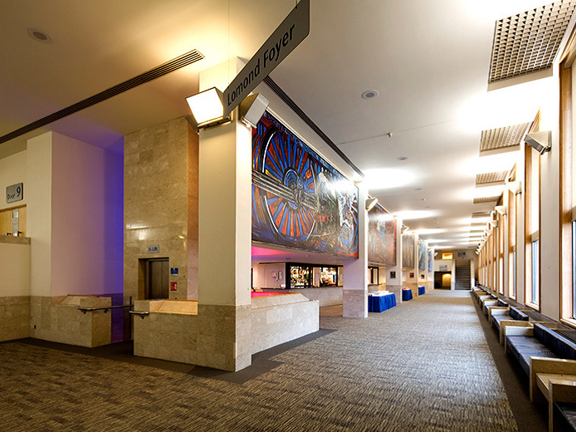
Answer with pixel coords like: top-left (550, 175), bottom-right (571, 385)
top-left (124, 117), bottom-right (199, 301)
top-left (0, 296), bottom-right (30, 342)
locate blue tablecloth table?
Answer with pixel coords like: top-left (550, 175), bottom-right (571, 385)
top-left (402, 289), bottom-right (413, 301)
top-left (368, 293), bottom-right (396, 312)
top-left (418, 286), bottom-right (425, 295)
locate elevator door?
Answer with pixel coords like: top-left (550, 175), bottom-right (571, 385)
top-left (147, 259), bottom-right (169, 299)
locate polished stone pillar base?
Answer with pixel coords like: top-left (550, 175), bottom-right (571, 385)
top-left (343, 289), bottom-right (368, 318)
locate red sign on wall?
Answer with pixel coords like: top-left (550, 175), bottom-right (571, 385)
top-left (170, 282), bottom-right (178, 292)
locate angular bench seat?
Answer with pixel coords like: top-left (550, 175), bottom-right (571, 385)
top-left (507, 335), bottom-right (558, 375)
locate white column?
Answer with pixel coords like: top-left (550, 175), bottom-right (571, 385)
top-left (343, 182), bottom-right (368, 318)
top-left (386, 217), bottom-right (403, 303)
top-left (197, 59), bottom-right (252, 370)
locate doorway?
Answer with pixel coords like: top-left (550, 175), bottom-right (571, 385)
top-left (145, 258), bottom-right (169, 299)
top-left (434, 272), bottom-right (452, 289)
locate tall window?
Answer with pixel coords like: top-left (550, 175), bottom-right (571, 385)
top-left (508, 187), bottom-right (517, 298)
top-left (532, 239), bottom-right (539, 305)
top-left (525, 121), bottom-right (540, 309)
top-left (560, 43), bottom-right (576, 323)
top-left (572, 221), bottom-right (576, 318)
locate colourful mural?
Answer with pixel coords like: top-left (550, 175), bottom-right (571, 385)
top-left (427, 248), bottom-right (434, 272)
top-left (368, 205), bottom-right (396, 266)
top-left (418, 240), bottom-right (426, 271)
top-left (402, 234), bottom-right (415, 268)
top-left (252, 111), bottom-right (359, 257)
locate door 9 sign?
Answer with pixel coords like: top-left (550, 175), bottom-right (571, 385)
top-left (6, 183), bottom-right (23, 203)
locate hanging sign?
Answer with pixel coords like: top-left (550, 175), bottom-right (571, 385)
top-left (222, 0), bottom-right (310, 116)
top-left (6, 183), bottom-right (23, 203)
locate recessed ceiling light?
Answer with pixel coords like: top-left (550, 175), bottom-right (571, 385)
top-left (361, 90), bottom-right (379, 100)
top-left (397, 156), bottom-right (408, 161)
top-left (26, 28), bottom-right (54, 44)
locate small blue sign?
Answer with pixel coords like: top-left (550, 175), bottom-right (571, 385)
top-left (170, 267), bottom-right (179, 276)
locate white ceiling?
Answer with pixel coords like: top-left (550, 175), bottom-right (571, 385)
top-left (0, 0), bottom-right (564, 261)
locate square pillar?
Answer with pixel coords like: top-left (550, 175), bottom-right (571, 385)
top-left (343, 183), bottom-right (368, 318)
top-left (197, 59), bottom-right (252, 371)
top-left (385, 218), bottom-right (403, 303)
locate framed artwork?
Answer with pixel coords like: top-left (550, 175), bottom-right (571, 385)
top-left (402, 234), bottom-right (415, 268)
top-left (252, 111), bottom-right (359, 257)
top-left (368, 204), bottom-right (396, 265)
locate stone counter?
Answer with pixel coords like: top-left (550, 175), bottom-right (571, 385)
top-left (0, 235), bottom-right (30, 245)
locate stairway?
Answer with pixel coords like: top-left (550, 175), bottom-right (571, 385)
top-left (455, 265), bottom-right (471, 290)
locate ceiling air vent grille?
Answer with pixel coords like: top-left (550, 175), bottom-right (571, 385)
top-left (474, 196), bottom-right (501, 204)
top-left (476, 171), bottom-right (509, 185)
top-left (489, 0), bottom-right (576, 83)
top-left (472, 212), bottom-right (491, 218)
top-left (480, 123), bottom-right (531, 152)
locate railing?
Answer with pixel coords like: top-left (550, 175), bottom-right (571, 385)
top-left (77, 304), bottom-right (133, 315)
top-left (129, 311), bottom-right (150, 319)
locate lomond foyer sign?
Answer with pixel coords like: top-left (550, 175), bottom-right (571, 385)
top-left (222, 0), bottom-right (310, 116)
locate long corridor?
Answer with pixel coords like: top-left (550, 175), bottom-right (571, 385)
top-left (0, 290), bottom-right (542, 431)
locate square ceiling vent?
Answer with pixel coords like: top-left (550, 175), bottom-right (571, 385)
top-left (489, 0), bottom-right (576, 83)
top-left (474, 196), bottom-right (501, 204)
top-left (476, 171), bottom-right (509, 186)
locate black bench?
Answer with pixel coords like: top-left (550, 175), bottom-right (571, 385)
top-left (491, 306), bottom-right (529, 333)
top-left (554, 402), bottom-right (576, 432)
top-left (506, 324), bottom-right (576, 376)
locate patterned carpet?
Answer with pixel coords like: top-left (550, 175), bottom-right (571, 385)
top-left (0, 290), bottom-right (519, 431)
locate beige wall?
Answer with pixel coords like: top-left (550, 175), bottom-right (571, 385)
top-left (0, 150), bottom-right (27, 212)
top-left (124, 117), bottom-right (198, 300)
top-left (0, 237), bottom-right (31, 341)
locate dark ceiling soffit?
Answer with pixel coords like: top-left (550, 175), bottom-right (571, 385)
top-left (0, 49), bottom-right (205, 145)
top-left (263, 76), bottom-right (364, 179)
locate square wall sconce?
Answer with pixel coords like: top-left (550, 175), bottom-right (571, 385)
top-left (240, 93), bottom-right (270, 129)
top-left (365, 197), bottom-right (378, 211)
top-left (186, 87), bottom-right (230, 129)
top-left (525, 131), bottom-right (551, 155)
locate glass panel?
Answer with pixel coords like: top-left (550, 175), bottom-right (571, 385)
top-left (290, 266), bottom-right (311, 288)
top-left (573, 221), bottom-right (576, 318)
top-left (320, 267), bottom-right (337, 287)
top-left (532, 240), bottom-right (539, 305)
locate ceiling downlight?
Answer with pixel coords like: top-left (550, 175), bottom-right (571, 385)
top-left (361, 90), bottom-right (379, 100)
top-left (26, 28), bottom-right (54, 44)
top-left (489, 0), bottom-right (576, 83)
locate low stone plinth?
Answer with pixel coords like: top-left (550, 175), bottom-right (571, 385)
top-left (31, 295), bottom-right (111, 347)
top-left (251, 293), bottom-right (319, 354)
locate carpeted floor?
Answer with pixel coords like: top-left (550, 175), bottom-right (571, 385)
top-left (0, 290), bottom-right (524, 431)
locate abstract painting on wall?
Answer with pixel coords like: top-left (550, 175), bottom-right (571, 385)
top-left (252, 111), bottom-right (359, 258)
top-left (402, 234), bottom-right (415, 268)
top-left (418, 240), bottom-right (426, 271)
top-left (368, 205), bottom-right (396, 265)
top-left (427, 248), bottom-right (434, 272)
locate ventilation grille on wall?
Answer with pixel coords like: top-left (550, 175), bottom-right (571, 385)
top-left (480, 123), bottom-right (531, 152)
top-left (489, 0), bottom-right (576, 83)
top-left (474, 196), bottom-right (501, 204)
top-left (476, 171), bottom-right (509, 186)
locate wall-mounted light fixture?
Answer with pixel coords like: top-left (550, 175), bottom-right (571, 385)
top-left (506, 180), bottom-right (522, 195)
top-left (186, 87), bottom-right (230, 129)
top-left (240, 93), bottom-right (269, 129)
top-left (365, 197), bottom-right (378, 211)
top-left (495, 205), bottom-right (507, 216)
top-left (525, 131), bottom-right (551, 155)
